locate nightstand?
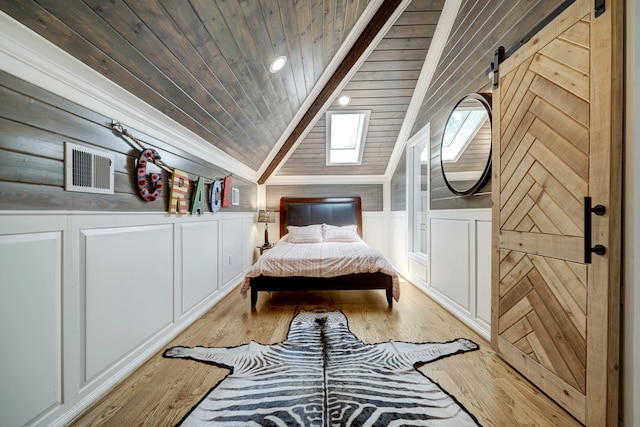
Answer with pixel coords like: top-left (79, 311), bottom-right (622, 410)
top-left (257, 244), bottom-right (273, 255)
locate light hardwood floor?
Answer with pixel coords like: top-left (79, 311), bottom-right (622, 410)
top-left (70, 280), bottom-right (582, 426)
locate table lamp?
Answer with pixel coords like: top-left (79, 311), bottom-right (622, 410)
top-left (257, 209), bottom-right (275, 246)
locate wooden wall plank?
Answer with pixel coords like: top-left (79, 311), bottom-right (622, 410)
top-left (0, 71), bottom-right (256, 212)
top-left (390, 147), bottom-right (406, 211)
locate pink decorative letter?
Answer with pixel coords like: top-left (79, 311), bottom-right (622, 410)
top-left (136, 149), bottom-right (163, 202)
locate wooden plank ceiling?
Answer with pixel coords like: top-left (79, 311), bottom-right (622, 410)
top-left (0, 0), bottom-right (443, 182)
top-left (276, 0), bottom-right (441, 177)
top-left (0, 0), bottom-right (570, 184)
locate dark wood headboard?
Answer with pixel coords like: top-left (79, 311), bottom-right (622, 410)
top-left (279, 197), bottom-right (363, 237)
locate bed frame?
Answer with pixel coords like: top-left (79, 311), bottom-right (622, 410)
top-left (249, 197), bottom-right (393, 308)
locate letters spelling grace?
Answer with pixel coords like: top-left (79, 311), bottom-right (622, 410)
top-left (136, 148), bottom-right (232, 215)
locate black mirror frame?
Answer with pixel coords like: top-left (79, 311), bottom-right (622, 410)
top-left (440, 92), bottom-right (493, 197)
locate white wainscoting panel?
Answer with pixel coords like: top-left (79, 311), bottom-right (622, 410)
top-left (221, 218), bottom-right (244, 285)
top-left (0, 232), bottom-right (62, 427)
top-left (82, 225), bottom-right (173, 382)
top-left (423, 209), bottom-right (491, 340)
top-left (244, 215), bottom-right (259, 266)
top-left (181, 221), bottom-right (219, 315)
top-left (389, 212), bottom-right (408, 273)
top-left (430, 218), bottom-right (471, 310)
top-left (362, 212), bottom-right (387, 254)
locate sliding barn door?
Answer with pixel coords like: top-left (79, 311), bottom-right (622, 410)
top-left (491, 0), bottom-right (622, 425)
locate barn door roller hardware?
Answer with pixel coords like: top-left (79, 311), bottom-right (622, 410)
top-left (595, 0), bottom-right (605, 17)
top-left (491, 46), bottom-right (505, 89)
top-left (584, 196), bottom-right (607, 263)
top-left (489, 0), bottom-right (576, 89)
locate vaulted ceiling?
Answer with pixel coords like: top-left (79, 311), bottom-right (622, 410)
top-left (0, 0), bottom-right (566, 184)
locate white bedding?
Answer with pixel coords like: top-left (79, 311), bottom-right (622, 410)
top-left (241, 238), bottom-right (400, 301)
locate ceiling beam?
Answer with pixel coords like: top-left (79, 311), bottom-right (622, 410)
top-left (257, 0), bottom-right (403, 184)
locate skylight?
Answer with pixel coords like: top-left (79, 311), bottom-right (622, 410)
top-left (441, 109), bottom-right (487, 162)
top-left (326, 111), bottom-right (370, 165)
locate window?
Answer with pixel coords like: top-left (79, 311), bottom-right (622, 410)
top-left (441, 109), bottom-right (486, 162)
top-left (326, 110), bottom-right (370, 165)
top-left (407, 125), bottom-right (430, 257)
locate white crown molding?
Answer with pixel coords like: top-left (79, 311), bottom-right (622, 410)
top-left (265, 175), bottom-right (387, 186)
top-left (0, 11), bottom-right (257, 182)
top-left (384, 0), bottom-right (463, 179)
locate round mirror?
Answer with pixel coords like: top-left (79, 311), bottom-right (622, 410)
top-left (440, 93), bottom-right (492, 196)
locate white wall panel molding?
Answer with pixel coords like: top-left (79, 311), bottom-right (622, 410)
top-left (0, 211), bottom-right (251, 427)
top-left (362, 211), bottom-right (388, 254)
top-left (82, 224), bottom-right (174, 383)
top-left (388, 211), bottom-right (409, 274)
top-left (415, 208), bottom-right (491, 340)
top-left (244, 216), bottom-right (259, 267)
top-left (0, 232), bottom-right (62, 427)
top-left (180, 221), bottom-right (219, 316)
top-left (430, 218), bottom-right (471, 309)
top-left (221, 218), bottom-right (244, 285)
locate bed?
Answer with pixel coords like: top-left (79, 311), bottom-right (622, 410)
top-left (242, 197), bottom-right (400, 308)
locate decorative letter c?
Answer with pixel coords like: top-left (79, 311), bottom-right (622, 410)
top-left (209, 179), bottom-right (221, 213)
top-left (136, 148), bottom-right (163, 202)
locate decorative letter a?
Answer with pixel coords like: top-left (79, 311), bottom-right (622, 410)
top-left (190, 177), bottom-right (205, 215)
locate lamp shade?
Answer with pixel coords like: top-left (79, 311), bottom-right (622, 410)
top-left (257, 209), bottom-right (275, 223)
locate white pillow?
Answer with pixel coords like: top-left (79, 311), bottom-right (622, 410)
top-left (322, 224), bottom-right (360, 242)
top-left (287, 224), bottom-right (324, 243)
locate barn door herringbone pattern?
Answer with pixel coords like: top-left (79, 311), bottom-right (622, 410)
top-left (496, 15), bottom-right (591, 396)
top-left (498, 249), bottom-right (587, 393)
top-left (493, 1), bottom-right (622, 423)
top-left (498, 16), bottom-right (590, 237)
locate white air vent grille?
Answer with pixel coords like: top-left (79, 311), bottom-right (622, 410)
top-left (65, 142), bottom-right (114, 194)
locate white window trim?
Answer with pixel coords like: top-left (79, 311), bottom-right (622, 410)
top-left (406, 123), bottom-right (430, 257)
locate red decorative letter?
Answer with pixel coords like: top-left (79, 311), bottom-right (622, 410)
top-left (221, 176), bottom-right (232, 208)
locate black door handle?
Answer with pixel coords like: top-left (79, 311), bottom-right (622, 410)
top-left (584, 196), bottom-right (606, 263)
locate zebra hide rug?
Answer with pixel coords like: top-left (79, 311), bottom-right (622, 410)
top-left (164, 309), bottom-right (480, 426)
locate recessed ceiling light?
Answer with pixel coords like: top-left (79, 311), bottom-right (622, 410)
top-left (269, 56), bottom-right (287, 73)
top-left (338, 95), bottom-right (351, 106)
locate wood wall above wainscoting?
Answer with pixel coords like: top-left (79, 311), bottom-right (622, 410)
top-left (411, 0), bottom-right (568, 210)
top-left (266, 184), bottom-right (383, 212)
top-left (0, 72), bottom-right (255, 212)
top-left (391, 148), bottom-right (407, 211)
